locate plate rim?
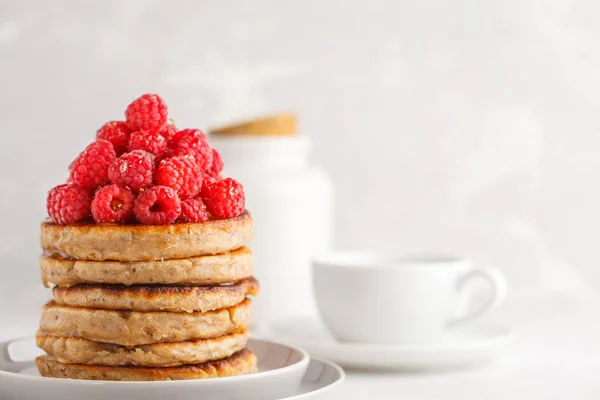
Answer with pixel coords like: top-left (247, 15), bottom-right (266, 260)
top-left (268, 316), bottom-right (514, 353)
top-left (0, 337), bottom-right (310, 386)
top-left (281, 356), bottom-right (345, 400)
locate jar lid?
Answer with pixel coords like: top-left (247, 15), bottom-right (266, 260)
top-left (209, 113), bottom-right (297, 136)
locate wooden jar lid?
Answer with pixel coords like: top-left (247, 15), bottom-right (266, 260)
top-left (209, 113), bottom-right (297, 136)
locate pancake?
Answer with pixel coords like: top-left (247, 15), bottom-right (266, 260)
top-left (40, 211), bottom-right (252, 262)
top-left (36, 348), bottom-right (257, 381)
top-left (40, 247), bottom-right (253, 288)
top-left (39, 298), bottom-right (252, 346)
top-left (51, 277), bottom-right (259, 312)
top-left (36, 329), bottom-right (249, 367)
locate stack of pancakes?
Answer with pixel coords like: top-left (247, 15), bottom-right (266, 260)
top-left (35, 212), bottom-right (258, 381)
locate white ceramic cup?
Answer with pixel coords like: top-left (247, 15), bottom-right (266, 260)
top-left (313, 252), bottom-right (507, 345)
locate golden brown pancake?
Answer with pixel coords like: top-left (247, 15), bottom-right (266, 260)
top-left (36, 329), bottom-right (249, 367)
top-left (51, 277), bottom-right (259, 312)
top-left (36, 348), bottom-right (257, 381)
top-left (40, 211), bottom-right (252, 262)
top-left (40, 246), bottom-right (253, 288)
top-left (39, 298), bottom-right (252, 346)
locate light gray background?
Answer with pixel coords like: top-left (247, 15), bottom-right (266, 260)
top-left (1, 0), bottom-right (599, 322)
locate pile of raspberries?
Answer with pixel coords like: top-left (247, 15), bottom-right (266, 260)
top-left (46, 94), bottom-right (245, 225)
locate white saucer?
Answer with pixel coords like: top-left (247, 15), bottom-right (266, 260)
top-left (266, 316), bottom-right (513, 370)
top-left (0, 337), bottom-right (344, 400)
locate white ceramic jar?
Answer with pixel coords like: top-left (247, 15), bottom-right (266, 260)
top-left (211, 134), bottom-right (334, 327)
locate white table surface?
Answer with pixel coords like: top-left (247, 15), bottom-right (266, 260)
top-left (338, 296), bottom-right (600, 400)
top-left (1, 295), bottom-right (599, 400)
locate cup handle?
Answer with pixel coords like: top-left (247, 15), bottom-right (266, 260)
top-left (0, 338), bottom-right (35, 373)
top-left (447, 266), bottom-right (507, 328)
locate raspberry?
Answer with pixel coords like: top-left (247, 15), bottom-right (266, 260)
top-left (202, 178), bottom-right (245, 219)
top-left (69, 140), bottom-right (116, 190)
top-left (155, 156), bottom-right (203, 199)
top-left (46, 184), bottom-right (92, 225)
top-left (108, 150), bottom-right (154, 192)
top-left (96, 121), bottom-right (132, 155)
top-left (200, 174), bottom-right (219, 199)
top-left (125, 93), bottom-right (168, 132)
top-left (159, 119), bottom-right (178, 141)
top-left (134, 185), bottom-right (181, 224)
top-left (178, 196), bottom-right (209, 223)
top-left (166, 129), bottom-right (213, 171)
top-left (91, 184), bottom-right (135, 223)
top-left (206, 149), bottom-right (224, 177)
top-left (128, 130), bottom-right (167, 159)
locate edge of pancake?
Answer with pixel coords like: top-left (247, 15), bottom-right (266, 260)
top-left (51, 277), bottom-right (259, 312)
top-left (36, 348), bottom-right (257, 381)
top-left (40, 211), bottom-right (253, 261)
top-left (40, 247), bottom-right (253, 288)
top-left (36, 329), bottom-right (249, 367)
top-left (39, 298), bottom-right (252, 346)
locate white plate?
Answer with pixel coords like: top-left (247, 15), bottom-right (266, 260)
top-left (0, 338), bottom-right (342, 400)
top-left (273, 357), bottom-right (344, 399)
top-left (267, 316), bottom-right (513, 370)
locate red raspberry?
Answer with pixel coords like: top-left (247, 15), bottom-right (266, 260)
top-left (69, 140), bottom-right (116, 190)
top-left (96, 121), bottom-right (132, 155)
top-left (128, 130), bottom-right (167, 159)
top-left (167, 129), bottom-right (213, 171)
top-left (91, 184), bottom-right (135, 223)
top-left (178, 196), bottom-right (209, 223)
top-left (202, 178), bottom-right (245, 219)
top-left (108, 150), bottom-right (154, 192)
top-left (125, 93), bottom-right (168, 132)
top-left (159, 119), bottom-right (178, 141)
top-left (134, 186), bottom-right (181, 224)
top-left (206, 149), bottom-right (224, 177)
top-left (46, 184), bottom-right (92, 225)
top-left (155, 156), bottom-right (203, 199)
top-left (200, 174), bottom-right (219, 199)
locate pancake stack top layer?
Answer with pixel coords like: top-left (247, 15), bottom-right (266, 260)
top-left (36, 94), bottom-right (258, 381)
